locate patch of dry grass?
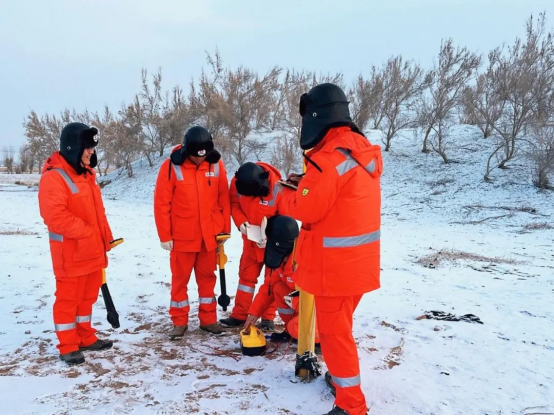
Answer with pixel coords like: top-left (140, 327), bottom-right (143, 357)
top-left (0, 229), bottom-right (38, 236)
top-left (522, 222), bottom-right (553, 231)
top-left (427, 177), bottom-right (455, 187)
top-left (417, 249), bottom-right (520, 268)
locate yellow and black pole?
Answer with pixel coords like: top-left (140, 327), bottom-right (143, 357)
top-left (102, 238), bottom-right (124, 329)
top-left (216, 233), bottom-right (231, 311)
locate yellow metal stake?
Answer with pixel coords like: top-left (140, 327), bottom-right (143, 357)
top-left (295, 163), bottom-right (318, 382)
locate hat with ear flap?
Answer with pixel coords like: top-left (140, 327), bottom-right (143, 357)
top-left (298, 82), bottom-right (352, 150)
top-left (171, 125), bottom-right (221, 166)
top-left (59, 122), bottom-right (99, 173)
top-left (264, 215), bottom-right (299, 269)
top-left (234, 162), bottom-right (270, 197)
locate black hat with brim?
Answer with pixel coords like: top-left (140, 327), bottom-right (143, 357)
top-left (263, 215), bottom-right (299, 269)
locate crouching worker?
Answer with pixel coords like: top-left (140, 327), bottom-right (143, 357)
top-left (220, 162), bottom-right (294, 331)
top-left (242, 216), bottom-right (320, 345)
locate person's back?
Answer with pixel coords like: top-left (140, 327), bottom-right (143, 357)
top-left (292, 126), bottom-right (382, 297)
top-left (286, 83), bottom-right (383, 415)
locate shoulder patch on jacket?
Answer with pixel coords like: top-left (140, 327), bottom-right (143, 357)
top-left (302, 188), bottom-right (309, 196)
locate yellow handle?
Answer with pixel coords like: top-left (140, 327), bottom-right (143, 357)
top-left (216, 233), bottom-right (231, 242)
top-left (240, 324), bottom-right (259, 337)
top-left (109, 238), bottom-right (124, 249)
top-left (249, 324), bottom-right (260, 337)
top-left (102, 269), bottom-right (107, 284)
top-left (217, 243), bottom-right (228, 268)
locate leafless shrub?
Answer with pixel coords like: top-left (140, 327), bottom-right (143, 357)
top-left (527, 120), bottom-right (554, 189)
top-left (190, 51), bottom-right (281, 166)
top-left (380, 57), bottom-right (426, 151)
top-left (137, 69), bottom-right (191, 165)
top-left (116, 101), bottom-right (143, 177)
top-left (18, 145), bottom-right (30, 174)
top-left (348, 69), bottom-right (385, 132)
top-left (466, 13), bottom-right (554, 181)
top-left (417, 39), bottom-right (481, 162)
top-left (460, 76), bottom-right (502, 139)
top-left (269, 133), bottom-right (302, 176)
top-left (4, 147), bottom-right (14, 174)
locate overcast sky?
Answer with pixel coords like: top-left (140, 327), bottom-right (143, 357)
top-left (1, 0), bottom-right (553, 151)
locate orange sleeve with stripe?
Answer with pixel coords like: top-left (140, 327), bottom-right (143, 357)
top-left (38, 171), bottom-right (94, 240)
top-left (153, 159), bottom-right (174, 242)
top-left (218, 161), bottom-right (231, 234)
top-left (229, 178), bottom-right (249, 229)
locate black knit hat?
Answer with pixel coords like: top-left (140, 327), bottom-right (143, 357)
top-left (59, 122), bottom-right (98, 174)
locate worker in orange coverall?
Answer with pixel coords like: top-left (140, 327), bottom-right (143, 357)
top-left (154, 126), bottom-right (230, 339)
top-left (38, 122), bottom-right (115, 366)
top-left (286, 83), bottom-right (383, 415)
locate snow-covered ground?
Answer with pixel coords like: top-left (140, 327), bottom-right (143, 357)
top-left (0, 126), bottom-right (552, 415)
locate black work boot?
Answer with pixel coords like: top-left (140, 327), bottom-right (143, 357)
top-left (59, 350), bottom-right (85, 366)
top-left (326, 406), bottom-right (348, 415)
top-left (325, 371), bottom-right (337, 397)
top-left (258, 319), bottom-right (274, 331)
top-left (79, 339), bottom-right (113, 351)
top-left (270, 331), bottom-right (292, 342)
top-left (219, 316), bottom-right (246, 327)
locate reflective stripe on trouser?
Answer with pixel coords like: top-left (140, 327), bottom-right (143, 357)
top-left (53, 270), bottom-right (102, 355)
top-left (230, 246), bottom-right (276, 321)
top-left (315, 294), bottom-right (367, 416)
top-left (280, 282), bottom-right (321, 343)
top-left (169, 249), bottom-right (218, 327)
top-left (273, 280), bottom-right (296, 327)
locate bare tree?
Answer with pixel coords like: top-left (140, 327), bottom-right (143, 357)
top-left (18, 145), bottom-right (30, 174)
top-left (528, 120), bottom-right (554, 189)
top-left (4, 146), bottom-right (14, 174)
top-left (348, 70), bottom-right (386, 132)
top-left (190, 51), bottom-right (282, 166)
top-left (23, 110), bottom-right (68, 171)
top-left (270, 133), bottom-right (302, 176)
top-left (269, 70), bottom-right (313, 171)
top-left (417, 40), bottom-right (481, 162)
top-left (379, 56), bottom-right (426, 151)
top-left (160, 85), bottom-right (191, 149)
top-left (460, 74), bottom-right (503, 139)
top-left (189, 52), bottom-right (234, 164)
top-left (116, 102), bottom-right (143, 177)
top-left (90, 106), bottom-right (120, 175)
top-left (468, 14), bottom-right (554, 180)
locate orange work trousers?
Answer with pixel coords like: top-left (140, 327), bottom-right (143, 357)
top-left (230, 244), bottom-right (276, 321)
top-left (315, 294), bottom-right (367, 415)
top-left (53, 270), bottom-right (102, 355)
top-left (169, 249), bottom-right (218, 327)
